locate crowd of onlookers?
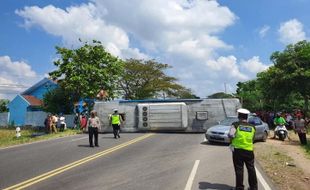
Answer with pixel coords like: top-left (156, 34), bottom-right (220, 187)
top-left (44, 114), bottom-right (66, 133)
top-left (255, 109), bottom-right (308, 129)
top-left (43, 112), bottom-right (91, 133)
top-left (255, 109), bottom-right (309, 145)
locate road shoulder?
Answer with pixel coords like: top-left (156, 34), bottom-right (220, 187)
top-left (255, 135), bottom-right (310, 190)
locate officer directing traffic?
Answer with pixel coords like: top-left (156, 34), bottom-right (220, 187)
top-left (110, 109), bottom-right (123, 139)
top-left (228, 108), bottom-right (258, 190)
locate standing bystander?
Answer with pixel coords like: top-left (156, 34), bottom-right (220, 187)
top-left (73, 113), bottom-right (79, 129)
top-left (87, 110), bottom-right (101, 147)
top-left (50, 114), bottom-right (58, 133)
top-left (293, 114), bottom-right (308, 145)
top-left (80, 114), bottom-right (88, 132)
top-left (44, 114), bottom-right (51, 133)
top-left (59, 114), bottom-right (66, 132)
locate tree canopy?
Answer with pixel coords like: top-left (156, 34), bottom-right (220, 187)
top-left (42, 87), bottom-right (73, 114)
top-left (208, 92), bottom-right (235, 99)
top-left (0, 99), bottom-right (9, 112)
top-left (119, 59), bottom-right (197, 100)
top-left (49, 40), bottom-right (124, 101)
top-left (45, 40), bottom-right (197, 113)
top-left (270, 40), bottom-right (310, 111)
top-left (236, 40), bottom-right (310, 114)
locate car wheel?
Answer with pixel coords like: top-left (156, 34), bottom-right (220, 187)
top-left (262, 131), bottom-right (268, 142)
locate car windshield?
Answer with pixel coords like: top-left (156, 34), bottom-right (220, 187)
top-left (248, 116), bottom-right (262, 125)
top-left (219, 117), bottom-right (238, 126)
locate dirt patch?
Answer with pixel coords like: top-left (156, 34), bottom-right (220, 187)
top-left (255, 131), bottom-right (310, 190)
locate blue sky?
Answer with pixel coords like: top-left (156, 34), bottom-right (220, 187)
top-left (1, 0), bottom-right (309, 100)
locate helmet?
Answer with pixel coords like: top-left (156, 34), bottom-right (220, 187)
top-left (237, 108), bottom-right (250, 114)
top-left (237, 108), bottom-right (250, 120)
top-left (113, 109), bottom-right (118, 112)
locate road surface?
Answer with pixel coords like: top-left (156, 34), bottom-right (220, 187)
top-left (0, 133), bottom-right (274, 190)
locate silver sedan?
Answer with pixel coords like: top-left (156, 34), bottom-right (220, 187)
top-left (205, 116), bottom-right (269, 144)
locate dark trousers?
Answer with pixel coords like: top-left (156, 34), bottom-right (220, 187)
top-left (112, 124), bottom-right (120, 138)
top-left (60, 124), bottom-right (65, 132)
top-left (233, 148), bottom-right (258, 190)
top-left (88, 127), bottom-right (98, 146)
top-left (298, 133), bottom-right (307, 145)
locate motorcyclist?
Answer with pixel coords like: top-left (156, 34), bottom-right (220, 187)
top-left (273, 112), bottom-right (289, 139)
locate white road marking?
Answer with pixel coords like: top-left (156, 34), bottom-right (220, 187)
top-left (71, 137), bottom-right (88, 142)
top-left (256, 166), bottom-right (272, 190)
top-left (184, 160), bottom-right (200, 190)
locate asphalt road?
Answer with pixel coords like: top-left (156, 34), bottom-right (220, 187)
top-left (0, 133), bottom-right (274, 190)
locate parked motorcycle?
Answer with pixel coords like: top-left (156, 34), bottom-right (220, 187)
top-left (275, 125), bottom-right (288, 141)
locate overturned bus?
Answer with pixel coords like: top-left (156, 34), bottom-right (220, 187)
top-left (94, 98), bottom-right (241, 133)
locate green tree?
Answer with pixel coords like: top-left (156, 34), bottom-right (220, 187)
top-left (119, 59), bottom-right (196, 99)
top-left (208, 92), bottom-right (234, 99)
top-left (49, 40), bottom-right (124, 101)
top-left (169, 87), bottom-right (199, 99)
top-left (42, 87), bottom-right (73, 114)
top-left (270, 40), bottom-right (310, 113)
top-left (256, 66), bottom-right (290, 110)
top-left (236, 40), bottom-right (310, 113)
top-left (0, 99), bottom-right (9, 112)
top-left (235, 80), bottom-right (264, 111)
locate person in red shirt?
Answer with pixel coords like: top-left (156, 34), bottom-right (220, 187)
top-left (80, 114), bottom-right (88, 131)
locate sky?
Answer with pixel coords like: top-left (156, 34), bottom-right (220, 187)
top-left (0, 0), bottom-right (309, 100)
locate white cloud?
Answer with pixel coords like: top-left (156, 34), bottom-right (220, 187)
top-left (278, 19), bottom-right (306, 44)
top-left (259, 25), bottom-right (270, 38)
top-left (0, 56), bottom-right (40, 100)
top-left (94, 0), bottom-right (235, 58)
top-left (240, 56), bottom-right (270, 74)
top-left (206, 56), bottom-right (248, 80)
top-left (15, 3), bottom-right (147, 59)
top-left (16, 0), bottom-right (258, 97)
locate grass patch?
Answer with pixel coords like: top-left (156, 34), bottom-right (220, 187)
top-left (302, 141), bottom-right (310, 159)
top-left (255, 143), bottom-right (309, 190)
top-left (0, 128), bottom-right (80, 148)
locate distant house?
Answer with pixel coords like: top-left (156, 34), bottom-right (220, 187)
top-left (8, 78), bottom-right (58, 126)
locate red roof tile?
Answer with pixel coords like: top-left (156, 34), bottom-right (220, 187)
top-left (22, 95), bottom-right (43, 106)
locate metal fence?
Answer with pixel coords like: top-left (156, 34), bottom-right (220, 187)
top-left (0, 112), bottom-right (8, 126)
top-left (0, 111), bottom-right (75, 128)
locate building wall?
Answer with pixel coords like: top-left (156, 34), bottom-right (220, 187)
top-left (24, 111), bottom-right (47, 127)
top-left (8, 95), bottom-right (29, 126)
top-left (24, 112), bottom-right (75, 128)
top-left (29, 80), bottom-right (57, 99)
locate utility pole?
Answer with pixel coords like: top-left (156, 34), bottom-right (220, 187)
top-left (224, 82), bottom-right (227, 94)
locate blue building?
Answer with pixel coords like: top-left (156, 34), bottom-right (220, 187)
top-left (8, 78), bottom-right (58, 126)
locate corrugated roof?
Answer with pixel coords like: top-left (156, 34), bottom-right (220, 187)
top-left (22, 95), bottom-right (43, 106)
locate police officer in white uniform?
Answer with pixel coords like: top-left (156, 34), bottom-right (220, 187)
top-left (228, 108), bottom-right (258, 190)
